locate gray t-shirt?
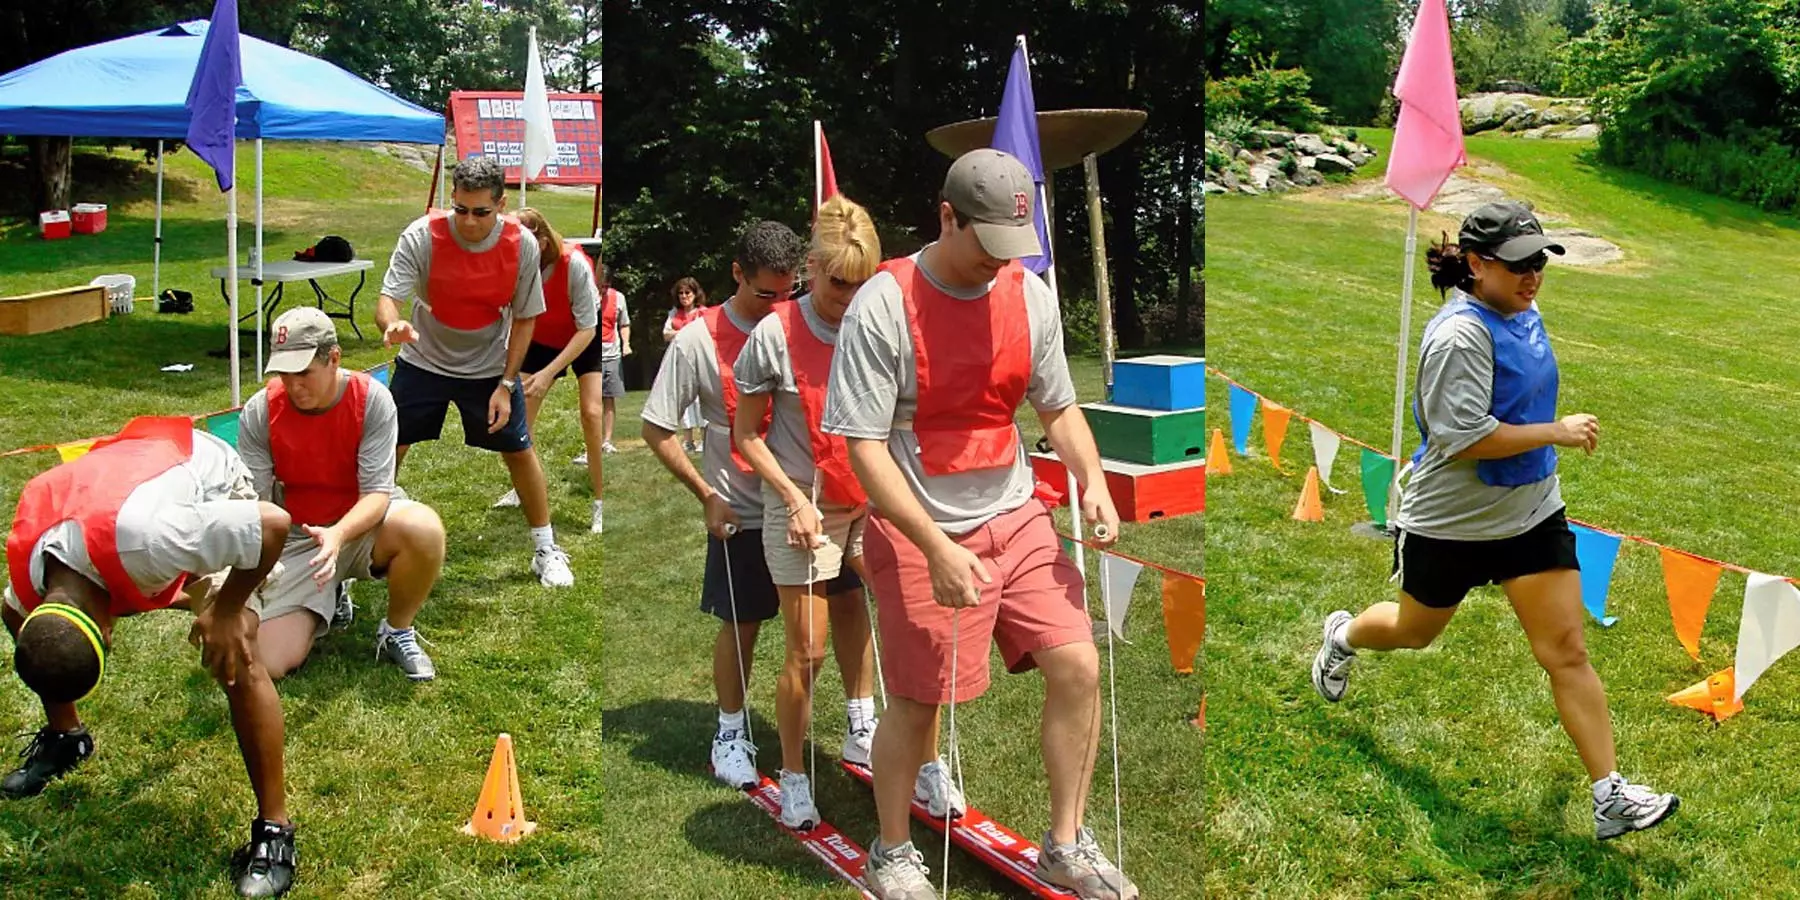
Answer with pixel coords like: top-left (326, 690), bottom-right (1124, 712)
top-left (1397, 290), bottom-right (1563, 540)
top-left (641, 300), bottom-right (766, 520)
top-left (601, 289), bottom-right (631, 361)
top-left (821, 249), bottom-right (1077, 535)
top-left (735, 295), bottom-right (837, 496)
top-left (556, 250), bottom-right (602, 335)
top-left (380, 214), bottom-right (546, 379)
top-left (237, 374), bottom-right (400, 522)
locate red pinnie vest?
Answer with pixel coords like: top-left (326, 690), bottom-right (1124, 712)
top-left (534, 243), bottom-right (594, 350)
top-left (887, 257), bottom-right (1032, 475)
top-left (669, 306), bottom-right (703, 332)
top-left (6, 416), bottom-right (199, 615)
top-left (774, 301), bottom-right (866, 507)
top-left (600, 288), bottom-right (624, 347)
top-left (426, 210), bottom-right (522, 330)
top-left (267, 372), bottom-right (371, 527)
top-left (705, 303), bottom-right (775, 472)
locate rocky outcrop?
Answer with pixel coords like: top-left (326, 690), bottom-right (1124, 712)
top-left (1204, 128), bottom-right (1378, 196)
top-left (1459, 92), bottom-right (1597, 139)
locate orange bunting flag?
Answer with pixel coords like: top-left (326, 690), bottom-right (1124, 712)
top-left (55, 440), bottom-right (96, 464)
top-left (1666, 667), bottom-right (1744, 722)
top-left (1659, 548), bottom-right (1722, 662)
top-left (1292, 466), bottom-right (1325, 522)
top-left (1162, 573), bottom-right (1204, 674)
top-left (1261, 399), bottom-right (1292, 469)
top-left (1207, 428), bottom-right (1231, 475)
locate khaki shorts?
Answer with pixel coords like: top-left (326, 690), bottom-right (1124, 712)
top-left (253, 499), bottom-right (417, 636)
top-left (760, 484), bottom-right (866, 586)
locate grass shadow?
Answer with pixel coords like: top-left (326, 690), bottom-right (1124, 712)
top-left (602, 698), bottom-right (778, 786)
top-left (681, 799), bottom-right (854, 892)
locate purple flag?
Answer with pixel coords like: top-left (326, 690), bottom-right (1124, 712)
top-left (185, 0), bottom-right (242, 192)
top-left (990, 36), bottom-right (1050, 274)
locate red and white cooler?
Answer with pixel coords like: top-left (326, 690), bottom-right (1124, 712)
top-left (71, 203), bottom-right (108, 235)
top-left (39, 210), bottom-right (71, 240)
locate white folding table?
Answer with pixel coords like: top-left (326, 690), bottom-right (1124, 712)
top-left (211, 259), bottom-right (375, 338)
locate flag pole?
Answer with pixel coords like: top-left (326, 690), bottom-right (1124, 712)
top-left (255, 137), bottom-right (265, 379)
top-left (1386, 205), bottom-right (1420, 528)
top-left (154, 140), bottom-right (165, 303)
top-left (227, 139), bottom-right (241, 407)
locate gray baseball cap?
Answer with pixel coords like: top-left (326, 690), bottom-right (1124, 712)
top-left (1460, 201), bottom-right (1566, 262)
top-left (943, 149), bottom-right (1042, 260)
top-left (265, 307), bottom-right (338, 374)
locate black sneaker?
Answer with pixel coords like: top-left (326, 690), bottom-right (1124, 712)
top-left (1, 726), bottom-right (94, 798)
top-left (231, 818), bottom-right (297, 898)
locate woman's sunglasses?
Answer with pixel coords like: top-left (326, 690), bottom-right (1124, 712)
top-left (1481, 253), bottom-right (1549, 275)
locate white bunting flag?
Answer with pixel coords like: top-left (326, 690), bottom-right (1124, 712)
top-left (1100, 553), bottom-right (1144, 640)
top-left (1310, 421), bottom-right (1347, 493)
top-left (1735, 572), bottom-right (1800, 700)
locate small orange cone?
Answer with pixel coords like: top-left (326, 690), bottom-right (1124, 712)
top-left (1206, 428), bottom-right (1231, 475)
top-left (1667, 667), bottom-right (1744, 722)
top-left (461, 733), bottom-right (537, 842)
top-left (1190, 694), bottom-right (1206, 731)
top-left (1291, 466), bottom-right (1324, 522)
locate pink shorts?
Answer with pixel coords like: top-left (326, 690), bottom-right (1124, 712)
top-left (863, 499), bottom-right (1091, 704)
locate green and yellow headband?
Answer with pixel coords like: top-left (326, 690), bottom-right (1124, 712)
top-left (22, 602), bottom-right (107, 702)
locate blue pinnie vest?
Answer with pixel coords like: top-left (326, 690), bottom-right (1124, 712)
top-left (1412, 292), bottom-right (1559, 487)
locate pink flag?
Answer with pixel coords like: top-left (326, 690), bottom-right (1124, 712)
top-left (815, 121), bottom-right (839, 214)
top-left (1385, 0), bottom-right (1465, 209)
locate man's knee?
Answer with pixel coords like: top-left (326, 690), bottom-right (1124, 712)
top-left (389, 504), bottom-right (447, 557)
top-left (1038, 642), bottom-right (1100, 693)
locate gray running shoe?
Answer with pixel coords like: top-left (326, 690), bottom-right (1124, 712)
top-left (1594, 774), bottom-right (1679, 840)
top-left (1035, 826), bottom-right (1138, 900)
top-left (374, 621), bottom-right (436, 681)
top-left (864, 839), bottom-right (937, 900)
top-left (1311, 610), bottom-right (1356, 702)
top-left (330, 581), bottom-right (355, 632)
top-left (913, 758), bottom-right (966, 819)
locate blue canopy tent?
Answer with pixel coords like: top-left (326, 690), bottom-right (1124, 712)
top-left (0, 20), bottom-right (444, 401)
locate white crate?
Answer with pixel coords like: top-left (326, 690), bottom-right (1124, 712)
top-left (90, 273), bottom-right (135, 314)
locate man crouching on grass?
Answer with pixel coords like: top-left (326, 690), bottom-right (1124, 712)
top-left (3, 417), bottom-right (299, 897)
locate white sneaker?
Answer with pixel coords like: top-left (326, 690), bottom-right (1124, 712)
top-left (532, 545), bottom-right (575, 588)
top-left (602, 441), bottom-right (619, 454)
top-left (842, 720), bottom-right (875, 767)
top-left (590, 500), bottom-right (604, 534)
top-left (865, 839), bottom-right (937, 900)
top-left (1312, 610), bottom-right (1356, 703)
top-left (914, 758), bottom-right (966, 819)
top-left (572, 452), bottom-right (589, 466)
top-left (711, 732), bottom-right (757, 789)
top-left (778, 769), bottom-right (820, 830)
top-left (493, 488), bottom-right (520, 508)
top-left (1594, 773), bottom-right (1679, 840)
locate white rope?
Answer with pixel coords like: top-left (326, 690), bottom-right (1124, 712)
top-left (942, 606), bottom-right (960, 899)
top-left (805, 480), bottom-right (820, 796)
top-left (719, 483), bottom-right (754, 749)
top-left (1099, 550), bottom-right (1126, 878)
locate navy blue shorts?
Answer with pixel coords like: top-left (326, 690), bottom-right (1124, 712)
top-left (390, 357), bottom-right (533, 453)
top-left (701, 529), bottom-right (865, 623)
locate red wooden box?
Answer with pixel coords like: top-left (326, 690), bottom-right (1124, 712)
top-left (1030, 452), bottom-right (1205, 522)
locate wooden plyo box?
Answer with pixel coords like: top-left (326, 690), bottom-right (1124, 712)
top-left (1111, 354), bottom-right (1205, 411)
top-left (1031, 451), bottom-right (1205, 522)
top-left (1083, 402), bottom-right (1205, 466)
top-left (0, 285), bottom-right (109, 336)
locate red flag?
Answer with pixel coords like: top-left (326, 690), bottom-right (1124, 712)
top-left (1384, 0), bottom-right (1466, 209)
top-left (815, 121), bottom-right (839, 213)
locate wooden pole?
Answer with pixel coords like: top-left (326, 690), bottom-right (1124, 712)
top-left (1084, 153), bottom-right (1116, 393)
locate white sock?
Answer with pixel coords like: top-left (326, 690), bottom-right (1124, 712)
top-left (379, 618), bottom-right (411, 636)
top-left (718, 708), bottom-right (746, 738)
top-left (531, 525), bottom-right (555, 550)
top-left (1593, 771), bottom-right (1621, 802)
top-left (1331, 620), bottom-right (1354, 653)
top-left (847, 697), bottom-right (876, 732)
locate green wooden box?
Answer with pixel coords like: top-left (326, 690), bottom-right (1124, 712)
top-left (1082, 402), bottom-right (1206, 466)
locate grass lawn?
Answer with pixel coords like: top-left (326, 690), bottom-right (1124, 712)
top-left (598, 353), bottom-right (1203, 897)
top-left (0, 142), bottom-right (607, 898)
top-left (1205, 130), bottom-right (1800, 897)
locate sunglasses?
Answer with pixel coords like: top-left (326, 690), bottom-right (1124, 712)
top-left (1481, 253), bottom-right (1549, 275)
top-left (752, 287), bottom-right (793, 300)
top-left (452, 204), bottom-right (497, 218)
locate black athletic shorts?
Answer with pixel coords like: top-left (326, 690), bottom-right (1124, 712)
top-left (390, 357), bottom-right (532, 453)
top-left (523, 339), bottom-right (603, 379)
top-left (1394, 508), bottom-right (1580, 609)
top-left (701, 529), bottom-right (865, 623)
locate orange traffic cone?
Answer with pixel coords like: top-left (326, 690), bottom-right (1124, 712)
top-left (1667, 667), bottom-right (1744, 722)
top-left (1190, 694), bottom-right (1206, 731)
top-left (1291, 466), bottom-right (1324, 522)
top-left (1206, 428), bottom-right (1231, 475)
top-left (461, 733), bottom-right (537, 842)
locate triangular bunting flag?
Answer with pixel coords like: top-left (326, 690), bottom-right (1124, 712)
top-left (1228, 385), bottom-right (1256, 456)
top-left (1569, 523), bottom-right (1622, 626)
top-left (1207, 428), bottom-right (1231, 475)
top-left (55, 440), bottom-right (96, 464)
top-left (1734, 573), bottom-right (1800, 701)
top-left (1162, 573), bottom-right (1204, 674)
top-left (1359, 449), bottom-right (1395, 527)
top-left (1099, 553), bottom-right (1144, 640)
top-left (1261, 399), bottom-right (1292, 470)
top-left (1667, 666), bottom-right (1743, 722)
top-left (372, 364), bottom-right (392, 386)
top-left (1309, 421), bottom-right (1346, 493)
top-left (205, 412), bottom-right (240, 448)
top-left (1659, 548), bottom-right (1722, 662)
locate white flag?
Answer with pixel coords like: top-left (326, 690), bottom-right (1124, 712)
top-left (521, 27), bottom-right (557, 181)
top-left (1735, 572), bottom-right (1800, 700)
top-left (1099, 553), bottom-right (1144, 640)
top-left (1309, 421), bottom-right (1347, 493)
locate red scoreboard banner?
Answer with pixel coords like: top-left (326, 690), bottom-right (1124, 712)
top-left (448, 90), bottom-right (602, 185)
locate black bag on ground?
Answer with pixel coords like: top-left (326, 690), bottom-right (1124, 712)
top-left (158, 289), bottom-right (194, 314)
